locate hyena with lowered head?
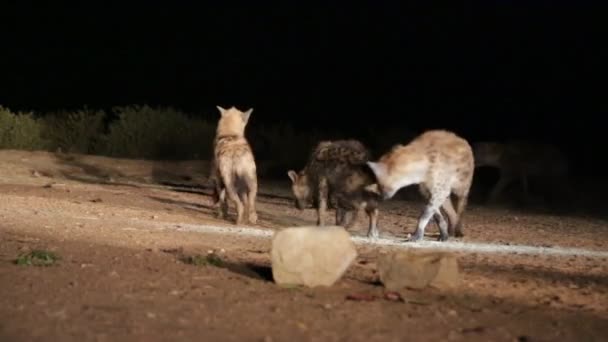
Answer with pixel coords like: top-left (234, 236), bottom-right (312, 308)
top-left (287, 139), bottom-right (383, 238)
top-left (472, 140), bottom-right (571, 205)
top-left (210, 105), bottom-right (258, 225)
top-left (366, 129), bottom-right (474, 242)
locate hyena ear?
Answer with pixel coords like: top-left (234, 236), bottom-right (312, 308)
top-left (216, 105), bottom-right (227, 117)
top-left (364, 183), bottom-right (381, 195)
top-left (366, 161), bottom-right (386, 179)
top-left (242, 108), bottom-right (253, 123)
top-left (287, 170), bottom-right (298, 183)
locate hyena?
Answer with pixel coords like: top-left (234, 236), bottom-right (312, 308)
top-left (367, 129), bottom-right (474, 242)
top-left (472, 140), bottom-right (570, 205)
top-left (287, 139), bottom-right (383, 238)
top-left (210, 105), bottom-right (258, 225)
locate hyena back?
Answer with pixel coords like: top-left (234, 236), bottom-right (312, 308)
top-left (472, 140), bottom-right (571, 205)
top-left (211, 105), bottom-right (258, 225)
top-left (367, 129), bottom-right (474, 242)
top-left (287, 139), bottom-right (383, 238)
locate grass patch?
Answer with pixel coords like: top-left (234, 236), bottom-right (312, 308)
top-left (14, 250), bottom-right (60, 267)
top-left (181, 252), bottom-right (224, 267)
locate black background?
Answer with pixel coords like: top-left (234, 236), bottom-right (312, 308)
top-left (1, 2), bottom-right (606, 174)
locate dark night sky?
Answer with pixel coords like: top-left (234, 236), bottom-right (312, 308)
top-left (1, 2), bottom-right (606, 160)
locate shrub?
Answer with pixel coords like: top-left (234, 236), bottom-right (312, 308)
top-left (102, 105), bottom-right (215, 160)
top-left (41, 108), bottom-right (106, 154)
top-left (0, 106), bottom-right (48, 150)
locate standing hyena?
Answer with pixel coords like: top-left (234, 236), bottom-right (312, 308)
top-left (287, 140), bottom-right (383, 238)
top-left (472, 140), bottom-right (570, 205)
top-left (210, 105), bottom-right (258, 225)
top-left (367, 130), bottom-right (474, 242)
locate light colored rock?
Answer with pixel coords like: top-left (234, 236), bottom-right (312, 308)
top-left (429, 254), bottom-right (460, 290)
top-left (377, 249), bottom-right (460, 291)
top-left (271, 226), bottom-right (357, 287)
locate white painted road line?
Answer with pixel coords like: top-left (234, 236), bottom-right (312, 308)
top-left (154, 221), bottom-right (608, 259)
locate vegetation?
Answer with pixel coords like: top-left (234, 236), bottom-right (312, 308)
top-left (14, 250), bottom-right (61, 266)
top-left (181, 252), bottom-right (224, 267)
top-left (0, 104), bottom-right (320, 177)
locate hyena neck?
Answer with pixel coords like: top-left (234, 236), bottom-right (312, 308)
top-left (389, 160), bottom-right (429, 191)
top-left (215, 134), bottom-right (242, 141)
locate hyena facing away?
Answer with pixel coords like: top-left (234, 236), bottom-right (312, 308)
top-left (472, 141), bottom-right (570, 205)
top-left (287, 140), bottom-right (383, 238)
top-left (210, 105), bottom-right (258, 225)
top-left (367, 130), bottom-right (474, 242)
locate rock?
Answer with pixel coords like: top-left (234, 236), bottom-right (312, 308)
top-left (377, 249), bottom-right (460, 290)
top-left (270, 226), bottom-right (357, 287)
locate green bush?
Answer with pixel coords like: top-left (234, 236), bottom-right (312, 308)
top-left (0, 104), bottom-right (356, 181)
top-left (102, 105), bottom-right (215, 160)
top-left (41, 108), bottom-right (106, 154)
top-left (0, 106), bottom-right (48, 150)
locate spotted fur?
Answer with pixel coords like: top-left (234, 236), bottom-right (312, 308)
top-left (287, 139), bottom-right (383, 238)
top-left (367, 130), bottom-right (474, 242)
top-left (210, 106), bottom-right (258, 225)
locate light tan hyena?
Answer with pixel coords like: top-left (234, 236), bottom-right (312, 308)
top-left (287, 140), bottom-right (383, 238)
top-left (472, 140), bottom-right (570, 205)
top-left (210, 105), bottom-right (258, 225)
top-left (367, 130), bottom-right (474, 242)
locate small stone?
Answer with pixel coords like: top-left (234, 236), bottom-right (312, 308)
top-left (377, 249), bottom-right (460, 291)
top-left (270, 226), bottom-right (357, 287)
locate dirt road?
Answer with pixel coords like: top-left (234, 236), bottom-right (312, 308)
top-left (1, 150), bottom-right (607, 341)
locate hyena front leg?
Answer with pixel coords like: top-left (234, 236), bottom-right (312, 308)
top-left (316, 177), bottom-right (328, 226)
top-left (366, 206), bottom-right (379, 239)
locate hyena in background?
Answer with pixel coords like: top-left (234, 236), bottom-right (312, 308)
top-left (210, 105), bottom-right (258, 225)
top-left (287, 139), bottom-right (383, 238)
top-left (472, 140), bottom-right (571, 205)
top-left (367, 130), bottom-right (474, 242)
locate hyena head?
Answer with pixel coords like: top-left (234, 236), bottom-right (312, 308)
top-left (287, 169), bottom-right (311, 210)
top-left (366, 161), bottom-right (399, 200)
top-left (216, 105), bottom-right (253, 137)
top-left (472, 142), bottom-right (504, 167)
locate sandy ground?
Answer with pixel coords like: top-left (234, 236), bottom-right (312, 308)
top-left (0, 149), bottom-right (607, 341)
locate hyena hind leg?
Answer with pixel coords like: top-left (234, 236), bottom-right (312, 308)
top-left (451, 192), bottom-right (469, 237)
top-left (335, 207), bottom-right (347, 226)
top-left (246, 174), bottom-right (258, 224)
top-left (217, 187), bottom-right (228, 219)
top-left (223, 178), bottom-right (245, 225)
top-left (411, 188), bottom-right (451, 242)
top-left (420, 185), bottom-right (457, 237)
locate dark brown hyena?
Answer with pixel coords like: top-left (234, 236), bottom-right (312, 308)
top-left (210, 105), bottom-right (258, 225)
top-left (287, 139), bottom-right (383, 238)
